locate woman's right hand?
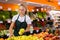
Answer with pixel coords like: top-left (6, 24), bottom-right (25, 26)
top-left (9, 34), bottom-right (14, 38)
top-left (9, 22), bottom-right (15, 37)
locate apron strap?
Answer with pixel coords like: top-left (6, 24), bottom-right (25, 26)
top-left (16, 14), bottom-right (26, 22)
top-left (24, 15), bottom-right (26, 22)
top-left (16, 15), bottom-right (20, 20)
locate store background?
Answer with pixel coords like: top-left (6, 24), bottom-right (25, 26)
top-left (0, 0), bottom-right (60, 40)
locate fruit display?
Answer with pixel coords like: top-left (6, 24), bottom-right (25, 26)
top-left (0, 24), bottom-right (6, 30)
top-left (37, 12), bottom-right (47, 19)
top-left (0, 30), bottom-right (9, 36)
top-left (6, 35), bottom-right (39, 40)
top-left (0, 28), bottom-right (60, 40)
top-left (29, 11), bottom-right (47, 28)
top-left (0, 38), bottom-right (4, 40)
top-left (31, 12), bottom-right (47, 27)
top-left (0, 10), bottom-right (17, 21)
top-left (5, 31), bottom-right (60, 40)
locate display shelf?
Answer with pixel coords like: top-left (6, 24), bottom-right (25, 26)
top-left (51, 10), bottom-right (60, 27)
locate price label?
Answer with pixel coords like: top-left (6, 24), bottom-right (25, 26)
top-left (36, 30), bottom-right (39, 33)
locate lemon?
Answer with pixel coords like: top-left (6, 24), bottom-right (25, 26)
top-left (19, 28), bottom-right (25, 35)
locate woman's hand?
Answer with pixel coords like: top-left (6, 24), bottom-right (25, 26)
top-left (9, 34), bottom-right (14, 38)
top-left (25, 24), bottom-right (31, 32)
top-left (25, 29), bottom-right (30, 32)
top-left (9, 22), bottom-right (15, 37)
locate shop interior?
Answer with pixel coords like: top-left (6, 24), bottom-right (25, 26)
top-left (0, 0), bottom-right (60, 40)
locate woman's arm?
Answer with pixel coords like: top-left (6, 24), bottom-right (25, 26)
top-left (25, 24), bottom-right (31, 32)
top-left (9, 22), bottom-right (15, 37)
top-left (25, 15), bottom-right (32, 32)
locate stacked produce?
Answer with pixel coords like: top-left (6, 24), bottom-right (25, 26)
top-left (5, 28), bottom-right (60, 40)
top-left (0, 10), bottom-right (17, 21)
top-left (0, 38), bottom-right (4, 40)
top-left (6, 35), bottom-right (39, 40)
top-left (37, 12), bottom-right (47, 19)
top-left (33, 32), bottom-right (59, 40)
top-left (6, 32), bottom-right (59, 40)
top-left (37, 12), bottom-right (47, 27)
top-left (0, 30), bottom-right (9, 36)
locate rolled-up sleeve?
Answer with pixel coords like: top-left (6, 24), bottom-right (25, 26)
top-left (12, 15), bottom-right (17, 22)
top-left (26, 15), bottom-right (31, 24)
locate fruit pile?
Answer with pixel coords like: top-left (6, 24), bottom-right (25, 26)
top-left (33, 32), bottom-right (60, 40)
top-left (6, 35), bottom-right (39, 40)
top-left (0, 38), bottom-right (4, 40)
top-left (37, 12), bottom-right (47, 19)
top-left (0, 30), bottom-right (9, 36)
top-left (6, 31), bottom-right (60, 40)
top-left (5, 28), bottom-right (60, 40)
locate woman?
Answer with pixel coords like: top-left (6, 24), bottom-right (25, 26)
top-left (9, 4), bottom-right (31, 37)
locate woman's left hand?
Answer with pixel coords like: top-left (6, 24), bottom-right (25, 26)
top-left (25, 29), bottom-right (30, 32)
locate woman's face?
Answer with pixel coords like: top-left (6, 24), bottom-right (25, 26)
top-left (19, 6), bottom-right (26, 15)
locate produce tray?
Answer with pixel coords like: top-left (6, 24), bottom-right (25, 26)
top-left (0, 35), bottom-right (8, 39)
top-left (0, 29), bottom-right (42, 39)
top-left (23, 29), bottom-right (42, 35)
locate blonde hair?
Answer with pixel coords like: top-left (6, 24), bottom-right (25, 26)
top-left (19, 4), bottom-right (27, 14)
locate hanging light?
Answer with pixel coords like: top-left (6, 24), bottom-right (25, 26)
top-left (44, 8), bottom-right (46, 11)
top-left (27, 9), bottom-right (29, 12)
top-left (15, 9), bottom-right (18, 11)
top-left (58, 0), bottom-right (60, 5)
top-left (0, 6), bottom-right (3, 9)
top-left (19, 0), bottom-right (26, 2)
top-left (58, 2), bottom-right (60, 5)
top-left (18, 3), bottom-right (21, 6)
top-left (8, 8), bottom-right (11, 11)
top-left (41, 8), bottom-right (43, 12)
top-left (5, 0), bottom-right (8, 2)
top-left (36, 9), bottom-right (39, 11)
top-left (32, 9), bottom-right (34, 12)
top-left (19, 0), bottom-right (24, 2)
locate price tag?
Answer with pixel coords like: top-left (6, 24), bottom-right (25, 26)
top-left (30, 31), bottom-right (33, 34)
top-left (42, 19), bottom-right (44, 21)
top-left (36, 30), bottom-right (39, 33)
top-left (0, 21), bottom-right (3, 23)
